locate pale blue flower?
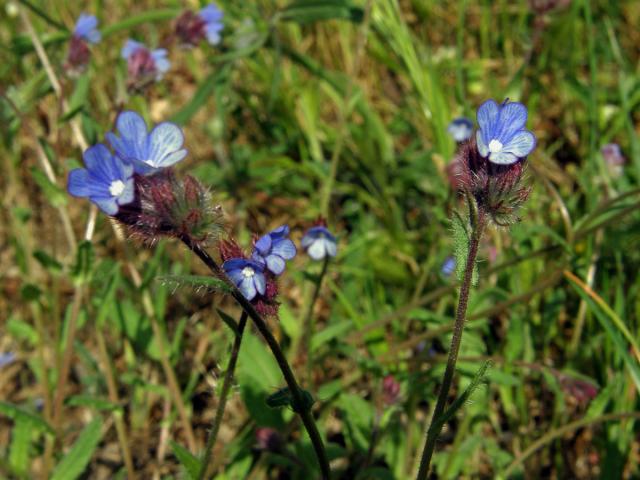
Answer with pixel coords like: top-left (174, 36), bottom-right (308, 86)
top-left (67, 144), bottom-right (135, 215)
top-left (301, 226), bottom-right (337, 261)
top-left (251, 225), bottom-right (297, 275)
top-left (223, 258), bottom-right (266, 300)
top-left (106, 111), bottom-right (187, 175)
top-left (447, 117), bottom-right (473, 142)
top-left (74, 13), bottom-right (101, 44)
top-left (200, 3), bottom-right (224, 45)
top-left (476, 99), bottom-right (536, 165)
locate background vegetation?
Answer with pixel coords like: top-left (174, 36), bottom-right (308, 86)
top-left (1, 0), bottom-right (639, 478)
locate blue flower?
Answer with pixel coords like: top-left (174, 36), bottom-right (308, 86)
top-left (199, 3), bottom-right (224, 45)
top-left (251, 225), bottom-right (297, 275)
top-left (73, 13), bottom-right (101, 44)
top-left (67, 144), bottom-right (135, 215)
top-left (106, 111), bottom-right (187, 175)
top-left (476, 99), bottom-right (536, 165)
top-left (223, 258), bottom-right (266, 300)
top-left (0, 352), bottom-right (16, 368)
top-left (441, 256), bottom-right (455, 277)
top-left (301, 226), bottom-right (337, 261)
top-left (121, 40), bottom-right (170, 83)
top-left (447, 117), bottom-right (473, 142)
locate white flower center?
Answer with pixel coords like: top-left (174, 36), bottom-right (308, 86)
top-left (241, 266), bottom-right (255, 278)
top-left (109, 180), bottom-right (126, 196)
top-left (488, 139), bottom-right (503, 153)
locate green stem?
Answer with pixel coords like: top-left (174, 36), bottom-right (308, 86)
top-left (300, 257), bottom-right (330, 382)
top-left (198, 311), bottom-right (248, 480)
top-left (416, 212), bottom-right (485, 480)
top-left (180, 236), bottom-right (331, 479)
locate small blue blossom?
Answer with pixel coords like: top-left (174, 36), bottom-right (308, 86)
top-left (223, 258), bottom-right (266, 300)
top-left (301, 226), bottom-right (337, 261)
top-left (447, 117), bottom-right (473, 143)
top-left (106, 111), bottom-right (187, 175)
top-left (476, 99), bottom-right (536, 165)
top-left (251, 225), bottom-right (297, 275)
top-left (67, 144), bottom-right (135, 215)
top-left (441, 256), bottom-right (456, 277)
top-left (73, 13), bottom-right (101, 44)
top-left (0, 352), bottom-right (16, 368)
top-left (199, 3), bottom-right (224, 45)
top-left (121, 40), bottom-right (170, 83)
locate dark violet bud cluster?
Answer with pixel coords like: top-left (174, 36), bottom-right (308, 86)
top-left (65, 14), bottom-right (101, 75)
top-left (175, 3), bottom-right (224, 47)
top-left (451, 99), bottom-right (537, 226)
top-left (221, 231), bottom-right (293, 316)
top-left (68, 110), bottom-right (223, 245)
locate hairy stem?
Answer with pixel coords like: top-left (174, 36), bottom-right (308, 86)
top-left (416, 212), bottom-right (485, 480)
top-left (198, 311), bottom-right (248, 480)
top-left (180, 235), bottom-right (331, 479)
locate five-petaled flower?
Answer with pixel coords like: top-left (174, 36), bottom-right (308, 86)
top-left (447, 117), bottom-right (474, 143)
top-left (106, 111), bottom-right (187, 175)
top-left (121, 40), bottom-right (170, 90)
top-left (251, 225), bottom-right (297, 275)
top-left (199, 3), bottom-right (224, 45)
top-left (67, 144), bottom-right (135, 215)
top-left (301, 226), bottom-right (337, 261)
top-left (223, 258), bottom-right (266, 301)
top-left (476, 99), bottom-right (536, 165)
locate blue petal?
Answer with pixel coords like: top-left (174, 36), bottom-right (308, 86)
top-left (151, 50), bottom-right (170, 76)
top-left (477, 99), bottom-right (499, 145)
top-left (200, 4), bottom-right (223, 23)
top-left (488, 151), bottom-right (519, 165)
top-left (254, 234), bottom-right (272, 255)
top-left (476, 130), bottom-right (489, 158)
top-left (253, 272), bottom-right (266, 295)
top-left (90, 196), bottom-right (118, 215)
top-left (74, 14), bottom-right (97, 37)
top-left (83, 144), bottom-right (120, 182)
top-left (495, 102), bottom-right (528, 143)
top-left (307, 239), bottom-right (327, 260)
top-left (116, 111), bottom-right (148, 144)
top-left (502, 130), bottom-right (536, 158)
top-left (272, 238), bottom-right (296, 260)
top-left (117, 178), bottom-right (136, 205)
top-left (147, 122), bottom-right (185, 167)
top-left (205, 25), bottom-right (223, 45)
top-left (271, 225), bottom-right (289, 238)
top-left (121, 39), bottom-right (143, 59)
top-left (226, 267), bottom-right (245, 286)
top-left (265, 255), bottom-right (286, 275)
top-left (301, 232), bottom-right (314, 249)
top-left (67, 168), bottom-right (90, 197)
top-left (223, 258), bottom-right (249, 272)
top-left (238, 277), bottom-right (257, 300)
top-left (324, 238), bottom-right (337, 257)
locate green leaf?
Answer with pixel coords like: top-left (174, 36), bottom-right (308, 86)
top-left (216, 308), bottom-right (239, 335)
top-left (72, 241), bottom-right (94, 285)
top-left (51, 418), bottom-right (103, 480)
top-left (30, 168), bottom-right (67, 208)
top-left (157, 275), bottom-right (232, 294)
top-left (9, 418), bottom-right (32, 476)
top-left (0, 401), bottom-right (54, 434)
top-left (170, 441), bottom-right (201, 480)
top-left (66, 395), bottom-right (120, 412)
top-left (280, 0), bottom-right (364, 24)
top-left (61, 73), bottom-right (91, 122)
top-left (33, 250), bottom-right (63, 273)
top-left (170, 66), bottom-right (230, 126)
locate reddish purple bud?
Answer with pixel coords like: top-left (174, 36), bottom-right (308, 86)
top-left (382, 375), bottom-right (401, 405)
top-left (175, 10), bottom-right (207, 47)
top-left (65, 36), bottom-right (91, 75)
top-left (219, 239), bottom-right (246, 262)
top-left (456, 138), bottom-right (532, 226)
top-left (115, 169), bottom-right (223, 245)
top-left (529, 0), bottom-right (572, 14)
top-left (255, 427), bottom-right (283, 452)
top-left (558, 374), bottom-right (599, 407)
top-left (127, 48), bottom-right (157, 91)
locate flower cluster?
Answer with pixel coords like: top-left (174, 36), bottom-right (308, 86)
top-left (451, 99), bottom-right (537, 225)
top-left (65, 14), bottom-right (101, 74)
top-left (64, 3), bottom-right (224, 87)
top-left (68, 111), bottom-right (222, 244)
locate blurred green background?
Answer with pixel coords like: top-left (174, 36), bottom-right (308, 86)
top-left (1, 0), bottom-right (639, 478)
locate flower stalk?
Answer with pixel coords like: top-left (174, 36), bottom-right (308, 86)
top-left (416, 209), bottom-right (485, 480)
top-left (198, 311), bottom-right (248, 480)
top-left (180, 234), bottom-right (331, 480)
